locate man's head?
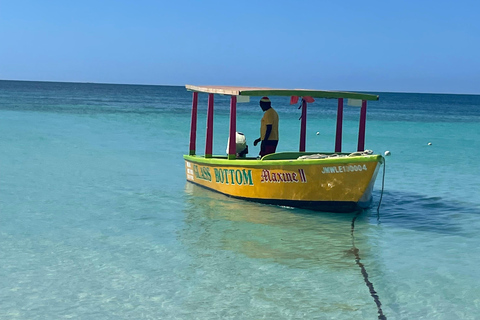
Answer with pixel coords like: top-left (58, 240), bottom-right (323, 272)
top-left (259, 96), bottom-right (271, 111)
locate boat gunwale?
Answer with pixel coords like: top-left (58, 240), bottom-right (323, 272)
top-left (184, 154), bottom-right (384, 167)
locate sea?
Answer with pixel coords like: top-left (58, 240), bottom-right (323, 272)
top-left (1, 80), bottom-right (479, 320)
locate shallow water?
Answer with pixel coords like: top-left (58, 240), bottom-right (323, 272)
top-left (1, 80), bottom-right (479, 319)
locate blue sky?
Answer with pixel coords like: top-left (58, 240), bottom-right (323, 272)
top-left (1, 0), bottom-right (479, 93)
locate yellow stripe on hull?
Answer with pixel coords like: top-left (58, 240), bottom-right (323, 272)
top-left (184, 155), bottom-right (382, 211)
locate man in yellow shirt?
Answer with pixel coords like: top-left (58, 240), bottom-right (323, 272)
top-left (253, 97), bottom-right (279, 157)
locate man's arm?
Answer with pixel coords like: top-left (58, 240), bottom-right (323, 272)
top-left (254, 125), bottom-right (272, 146)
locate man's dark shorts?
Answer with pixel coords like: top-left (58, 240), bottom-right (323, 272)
top-left (260, 140), bottom-right (278, 157)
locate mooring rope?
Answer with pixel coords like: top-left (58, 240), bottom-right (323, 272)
top-left (351, 213), bottom-right (387, 320)
top-left (376, 159), bottom-right (386, 219)
top-left (377, 160), bottom-right (387, 213)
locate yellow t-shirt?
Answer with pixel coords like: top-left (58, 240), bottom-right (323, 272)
top-left (260, 107), bottom-right (279, 141)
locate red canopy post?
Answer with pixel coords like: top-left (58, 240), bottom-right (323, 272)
top-left (189, 92), bottom-right (198, 155)
top-left (227, 95), bottom-right (237, 160)
top-left (335, 98), bottom-right (344, 153)
top-left (299, 99), bottom-right (307, 152)
top-left (357, 100), bottom-right (367, 151)
top-left (205, 93), bottom-right (214, 158)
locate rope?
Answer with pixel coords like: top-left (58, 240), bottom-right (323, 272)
top-left (351, 213), bottom-right (387, 319)
top-left (376, 159), bottom-right (386, 218)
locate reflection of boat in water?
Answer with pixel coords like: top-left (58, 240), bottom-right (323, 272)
top-left (184, 85), bottom-right (384, 213)
top-left (183, 183), bottom-right (387, 318)
top-left (183, 183), bottom-right (373, 269)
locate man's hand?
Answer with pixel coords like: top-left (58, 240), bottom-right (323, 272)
top-left (253, 138), bottom-right (261, 146)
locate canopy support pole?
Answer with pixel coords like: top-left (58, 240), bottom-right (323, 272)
top-left (227, 95), bottom-right (237, 160)
top-left (205, 93), bottom-right (214, 158)
top-left (335, 98), bottom-right (344, 153)
top-left (357, 100), bottom-right (367, 151)
top-left (299, 99), bottom-right (307, 152)
top-left (189, 92), bottom-right (198, 155)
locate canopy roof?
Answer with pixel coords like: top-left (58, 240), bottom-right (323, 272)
top-left (186, 85), bottom-right (379, 101)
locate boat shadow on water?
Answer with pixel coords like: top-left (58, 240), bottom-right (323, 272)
top-left (372, 189), bottom-right (480, 236)
top-left (181, 184), bottom-right (479, 266)
top-left (181, 184), bottom-right (477, 320)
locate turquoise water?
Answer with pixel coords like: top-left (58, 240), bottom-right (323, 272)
top-left (1, 80), bottom-right (479, 319)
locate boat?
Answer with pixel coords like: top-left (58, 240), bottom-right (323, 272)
top-left (183, 85), bottom-right (384, 213)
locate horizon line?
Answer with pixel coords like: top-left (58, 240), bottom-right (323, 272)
top-left (1, 78), bottom-right (479, 96)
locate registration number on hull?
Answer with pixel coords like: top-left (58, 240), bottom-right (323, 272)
top-left (321, 164), bottom-right (368, 174)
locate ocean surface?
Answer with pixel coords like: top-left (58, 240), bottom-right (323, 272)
top-left (1, 80), bottom-right (479, 319)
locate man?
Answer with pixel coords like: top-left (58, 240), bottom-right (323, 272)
top-left (253, 96), bottom-right (279, 157)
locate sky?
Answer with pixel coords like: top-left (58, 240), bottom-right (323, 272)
top-left (1, 0), bottom-right (479, 94)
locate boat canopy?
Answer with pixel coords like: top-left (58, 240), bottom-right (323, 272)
top-left (186, 84), bottom-right (379, 159)
top-left (186, 85), bottom-right (379, 101)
